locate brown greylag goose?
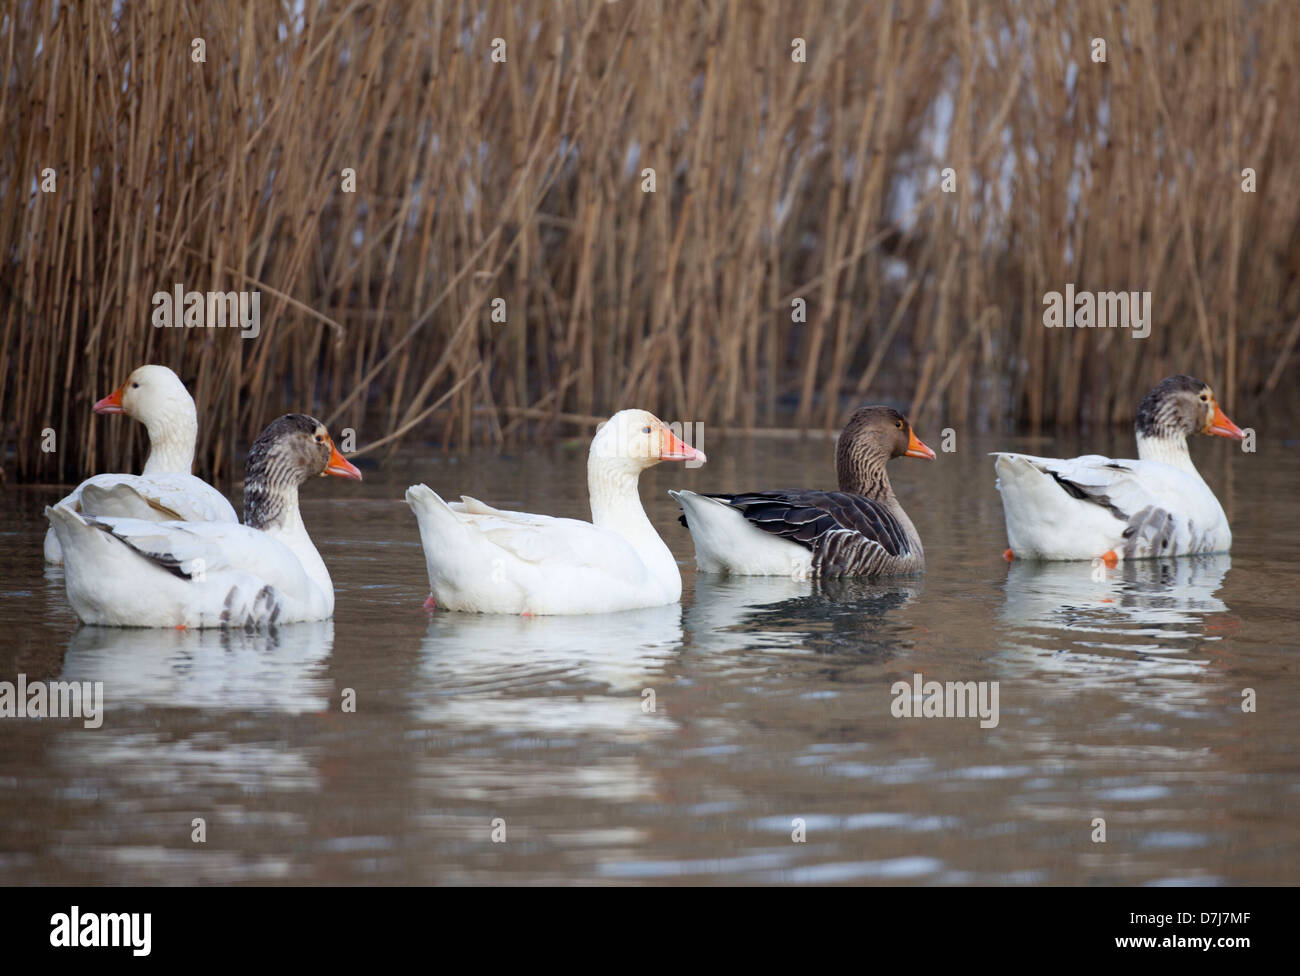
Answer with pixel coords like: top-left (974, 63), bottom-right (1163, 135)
top-left (671, 406), bottom-right (934, 577)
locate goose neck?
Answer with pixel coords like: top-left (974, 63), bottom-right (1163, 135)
top-left (244, 452), bottom-right (304, 532)
top-left (243, 460), bottom-right (331, 600)
top-left (837, 450), bottom-right (895, 502)
top-left (140, 409), bottom-right (198, 475)
top-left (587, 456), bottom-right (650, 528)
top-left (1135, 432), bottom-right (1197, 474)
top-left (586, 454), bottom-right (677, 593)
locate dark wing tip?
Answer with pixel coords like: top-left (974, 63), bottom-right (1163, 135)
top-left (87, 517), bottom-right (196, 581)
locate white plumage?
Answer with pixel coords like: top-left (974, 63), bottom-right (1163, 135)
top-left (407, 409), bottom-right (705, 614)
top-left (992, 453), bottom-right (1230, 560)
top-left (44, 365), bottom-right (236, 564)
top-left (669, 490), bottom-right (815, 576)
top-left (47, 506), bottom-right (334, 627)
top-left (47, 414), bottom-right (361, 628)
top-left (992, 375), bottom-right (1244, 562)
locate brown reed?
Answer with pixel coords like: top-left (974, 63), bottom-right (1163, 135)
top-left (3, 0), bottom-right (1298, 484)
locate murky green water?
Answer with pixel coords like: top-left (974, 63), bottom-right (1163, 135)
top-left (1, 431), bottom-right (1296, 884)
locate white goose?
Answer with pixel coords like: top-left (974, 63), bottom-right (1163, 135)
top-left (406, 409), bottom-right (705, 615)
top-left (46, 414), bottom-right (361, 628)
top-left (993, 375), bottom-right (1245, 562)
top-left (44, 364), bottom-right (236, 564)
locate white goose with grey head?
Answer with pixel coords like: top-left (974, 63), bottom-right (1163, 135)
top-left (46, 414), bottom-right (361, 628)
top-left (671, 406), bottom-right (935, 577)
top-left (43, 364), bottom-right (237, 564)
top-left (992, 374), bottom-right (1245, 562)
top-left (406, 409), bottom-right (706, 614)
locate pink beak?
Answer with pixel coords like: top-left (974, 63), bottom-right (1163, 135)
top-left (93, 385), bottom-right (127, 414)
top-left (659, 427), bottom-right (706, 463)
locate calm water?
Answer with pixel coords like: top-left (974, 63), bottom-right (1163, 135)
top-left (1, 432), bottom-right (1296, 885)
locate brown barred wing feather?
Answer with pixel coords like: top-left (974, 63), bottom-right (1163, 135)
top-left (703, 490), bottom-right (914, 577)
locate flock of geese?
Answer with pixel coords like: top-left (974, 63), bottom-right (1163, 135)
top-left (43, 366), bottom-right (1245, 627)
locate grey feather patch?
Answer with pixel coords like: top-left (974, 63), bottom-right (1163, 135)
top-left (1122, 506), bottom-right (1176, 558)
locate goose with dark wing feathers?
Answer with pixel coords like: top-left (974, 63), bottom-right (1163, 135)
top-left (46, 414), bottom-right (361, 628)
top-left (992, 374), bottom-right (1245, 562)
top-left (670, 406), bottom-right (935, 577)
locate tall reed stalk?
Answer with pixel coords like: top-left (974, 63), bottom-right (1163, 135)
top-left (3, 0), bottom-right (1297, 483)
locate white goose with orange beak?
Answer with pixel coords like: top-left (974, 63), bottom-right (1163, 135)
top-left (406, 409), bottom-right (705, 614)
top-left (43, 365), bottom-right (237, 564)
top-left (993, 375), bottom-right (1246, 562)
top-left (46, 414), bottom-right (361, 628)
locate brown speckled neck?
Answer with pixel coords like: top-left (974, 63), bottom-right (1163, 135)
top-left (836, 448), bottom-right (896, 502)
top-left (243, 414), bottom-right (327, 530)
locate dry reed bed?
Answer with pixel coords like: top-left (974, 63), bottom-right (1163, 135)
top-left (2, 0), bottom-right (1298, 483)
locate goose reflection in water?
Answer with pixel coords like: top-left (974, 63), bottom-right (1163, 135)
top-left (415, 603), bottom-right (683, 736)
top-left (995, 555), bottom-right (1235, 703)
top-left (60, 620), bottom-right (335, 714)
top-left (44, 623), bottom-right (335, 832)
top-left (686, 574), bottom-right (922, 660)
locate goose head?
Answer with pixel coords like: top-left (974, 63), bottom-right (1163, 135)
top-left (1136, 375), bottom-right (1245, 442)
top-left (244, 414), bottom-right (361, 530)
top-left (94, 363), bottom-right (192, 420)
top-left (93, 364), bottom-right (199, 472)
top-left (590, 409), bottom-right (707, 473)
top-left (836, 406), bottom-right (934, 494)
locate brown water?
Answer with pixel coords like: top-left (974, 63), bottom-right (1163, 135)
top-left (1, 432), bottom-right (1296, 885)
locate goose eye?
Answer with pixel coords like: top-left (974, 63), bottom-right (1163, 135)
top-left (1200, 394), bottom-right (1209, 401)
top-left (132, 382), bottom-right (139, 389)
top-left (641, 426), bottom-right (652, 434)
top-left (315, 435), bottom-right (324, 443)
top-left (895, 420), bottom-right (903, 428)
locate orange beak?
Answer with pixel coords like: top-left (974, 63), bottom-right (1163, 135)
top-left (1205, 401), bottom-right (1245, 440)
top-left (324, 440), bottom-right (363, 480)
top-left (904, 429), bottom-right (937, 460)
top-left (93, 384), bottom-right (127, 415)
top-left (659, 426), bottom-right (706, 463)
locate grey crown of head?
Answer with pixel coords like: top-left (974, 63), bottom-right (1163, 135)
top-left (243, 413), bottom-right (331, 529)
top-left (1136, 374), bottom-right (1209, 437)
